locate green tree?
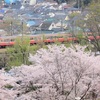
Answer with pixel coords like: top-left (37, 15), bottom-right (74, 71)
top-left (77, 0), bottom-right (100, 53)
top-left (69, 12), bottom-right (80, 19)
top-left (6, 37), bottom-right (30, 69)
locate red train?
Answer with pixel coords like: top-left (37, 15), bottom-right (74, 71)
top-left (0, 34), bottom-right (100, 48)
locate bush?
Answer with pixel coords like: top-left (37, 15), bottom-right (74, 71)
top-left (4, 84), bottom-right (13, 89)
top-left (5, 37), bottom-right (31, 69)
top-left (0, 53), bottom-right (9, 69)
top-left (4, 37), bottom-right (48, 70)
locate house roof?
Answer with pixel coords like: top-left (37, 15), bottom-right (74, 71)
top-left (40, 22), bottom-right (52, 30)
top-left (27, 21), bottom-right (35, 27)
top-left (4, 0), bottom-right (17, 4)
top-left (67, 7), bottom-right (80, 11)
top-left (27, 20), bottom-right (41, 27)
top-left (0, 9), bottom-right (5, 14)
top-left (45, 18), bottom-right (55, 22)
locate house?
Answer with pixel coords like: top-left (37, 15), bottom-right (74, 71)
top-left (40, 21), bottom-right (55, 31)
top-left (27, 20), bottom-right (36, 27)
top-left (0, 9), bottom-right (5, 21)
top-left (0, 29), bottom-right (7, 36)
top-left (26, 20), bottom-right (42, 32)
top-left (67, 8), bottom-right (81, 14)
top-left (0, 14), bottom-right (4, 20)
top-left (0, 9), bottom-right (5, 14)
top-left (39, 20), bottom-right (67, 32)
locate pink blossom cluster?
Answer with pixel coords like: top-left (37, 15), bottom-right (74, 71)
top-left (0, 45), bottom-right (100, 100)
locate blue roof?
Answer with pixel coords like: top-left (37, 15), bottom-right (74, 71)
top-left (0, 10), bottom-right (5, 14)
top-left (27, 20), bottom-right (42, 27)
top-left (27, 21), bottom-right (36, 27)
top-left (46, 18), bottom-right (54, 22)
top-left (5, 0), bottom-right (10, 4)
top-left (4, 0), bottom-right (17, 4)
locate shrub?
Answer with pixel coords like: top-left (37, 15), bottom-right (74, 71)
top-left (4, 84), bottom-right (13, 89)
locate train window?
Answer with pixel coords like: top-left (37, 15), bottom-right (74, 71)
top-left (4, 39), bottom-right (9, 42)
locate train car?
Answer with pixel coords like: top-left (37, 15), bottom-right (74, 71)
top-left (0, 36), bottom-right (16, 48)
top-left (88, 36), bottom-right (100, 41)
top-left (0, 33), bottom-right (71, 47)
top-left (29, 33), bottom-right (70, 44)
top-left (0, 33), bottom-right (99, 48)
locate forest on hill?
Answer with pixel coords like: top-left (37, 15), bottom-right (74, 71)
top-left (54, 0), bottom-right (92, 7)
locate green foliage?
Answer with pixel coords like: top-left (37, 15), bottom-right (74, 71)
top-left (76, 33), bottom-right (83, 38)
top-left (55, 41), bottom-right (62, 46)
top-left (69, 12), bottom-right (80, 19)
top-left (64, 43), bottom-right (71, 48)
top-left (29, 44), bottom-right (48, 54)
top-left (4, 36), bottom-right (48, 70)
top-left (25, 81), bottom-right (42, 93)
top-left (74, 0), bottom-right (92, 8)
top-left (42, 34), bottom-right (46, 40)
top-left (75, 0), bottom-right (100, 52)
top-left (84, 46), bottom-right (91, 52)
top-left (76, 34), bottom-right (87, 46)
top-left (0, 53), bottom-right (9, 69)
top-left (14, 37), bottom-right (30, 52)
top-left (4, 84), bottom-right (13, 89)
top-left (29, 45), bottom-right (41, 54)
top-left (6, 37), bottom-right (31, 69)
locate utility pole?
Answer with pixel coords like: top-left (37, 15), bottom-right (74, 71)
top-left (10, 21), bottom-right (13, 36)
top-left (61, 20), bottom-right (63, 31)
top-left (77, 0), bottom-right (80, 9)
top-left (81, 0), bottom-right (84, 12)
top-left (21, 21), bottom-right (23, 42)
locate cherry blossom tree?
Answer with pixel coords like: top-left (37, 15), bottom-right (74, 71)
top-left (29, 45), bottom-right (100, 100)
top-left (0, 45), bottom-right (100, 100)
